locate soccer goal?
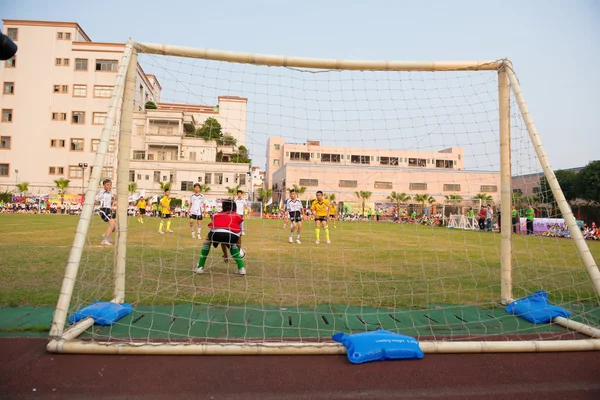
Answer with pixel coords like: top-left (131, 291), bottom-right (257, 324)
top-left (47, 40), bottom-right (600, 355)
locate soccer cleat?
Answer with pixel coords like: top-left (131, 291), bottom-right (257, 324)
top-left (194, 267), bottom-right (204, 274)
top-left (101, 239), bottom-right (112, 246)
top-left (242, 232), bottom-right (246, 236)
top-left (237, 267), bottom-right (246, 276)
top-left (296, 239), bottom-right (301, 244)
top-left (288, 236), bottom-right (293, 243)
top-left (315, 240), bottom-right (319, 244)
top-left (166, 230), bottom-right (174, 233)
top-left (191, 232), bottom-right (196, 239)
top-left (196, 235), bottom-right (201, 240)
top-left (158, 231), bottom-right (164, 235)
top-left (326, 239), bottom-right (331, 244)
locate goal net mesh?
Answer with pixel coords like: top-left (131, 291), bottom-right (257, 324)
top-left (65, 48), bottom-right (599, 346)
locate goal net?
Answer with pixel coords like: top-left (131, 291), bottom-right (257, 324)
top-left (48, 41), bottom-right (600, 354)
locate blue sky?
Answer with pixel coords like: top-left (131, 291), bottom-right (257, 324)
top-left (2, 0), bottom-right (598, 171)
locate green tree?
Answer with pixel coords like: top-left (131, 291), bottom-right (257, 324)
top-left (354, 190), bottom-right (372, 216)
top-left (144, 101), bottom-right (157, 110)
top-left (288, 184), bottom-right (307, 198)
top-left (54, 178), bottom-right (70, 205)
top-left (473, 193), bottom-right (493, 202)
top-left (387, 191), bottom-right (412, 211)
top-left (128, 182), bottom-right (137, 194)
top-left (159, 181), bottom-right (171, 191)
top-left (226, 185), bottom-right (241, 197)
top-left (16, 182), bottom-right (29, 196)
top-left (576, 161), bottom-right (600, 203)
top-left (444, 194), bottom-right (463, 213)
top-left (325, 193), bottom-right (336, 202)
top-left (257, 188), bottom-right (273, 210)
top-left (199, 184), bottom-right (211, 193)
top-left (229, 153), bottom-right (252, 164)
top-left (413, 193), bottom-right (428, 213)
top-left (539, 169), bottom-right (579, 204)
top-left (191, 117), bottom-right (223, 140)
top-left (220, 135), bottom-right (237, 147)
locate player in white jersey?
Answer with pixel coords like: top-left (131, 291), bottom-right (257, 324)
top-left (95, 179), bottom-right (116, 246)
top-left (285, 189), bottom-right (304, 244)
top-left (189, 183), bottom-right (205, 239)
top-left (234, 189), bottom-right (248, 236)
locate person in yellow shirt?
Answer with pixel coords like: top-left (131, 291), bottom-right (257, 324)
top-left (137, 196), bottom-right (146, 224)
top-left (311, 190), bottom-right (331, 244)
top-left (329, 201), bottom-right (338, 228)
top-left (158, 189), bottom-right (173, 234)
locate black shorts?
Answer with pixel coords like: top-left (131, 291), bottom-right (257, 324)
top-left (207, 231), bottom-right (240, 248)
top-left (161, 213), bottom-right (171, 219)
top-left (139, 209), bottom-right (146, 215)
top-left (315, 216), bottom-right (328, 222)
top-left (289, 211), bottom-right (302, 222)
top-left (99, 208), bottom-right (114, 222)
top-left (189, 214), bottom-right (203, 220)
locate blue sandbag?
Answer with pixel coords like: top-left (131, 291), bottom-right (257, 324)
top-left (332, 330), bottom-right (424, 364)
top-left (505, 290), bottom-right (571, 324)
top-left (69, 301), bottom-right (133, 326)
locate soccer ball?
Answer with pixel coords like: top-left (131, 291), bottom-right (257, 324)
top-left (238, 248), bottom-right (246, 259)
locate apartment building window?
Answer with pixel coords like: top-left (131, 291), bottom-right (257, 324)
top-left (93, 112), bottom-right (106, 125)
top-left (55, 58), bottom-right (62, 66)
top-left (380, 156), bottom-right (399, 166)
top-left (273, 144), bottom-right (280, 150)
top-left (95, 59), bottom-right (118, 72)
top-left (239, 174), bottom-right (246, 185)
top-left (50, 139), bottom-right (66, 148)
top-left (63, 58), bottom-right (70, 66)
top-left (0, 136), bottom-right (11, 149)
top-left (351, 155), bottom-right (370, 164)
top-left (204, 173), bottom-right (212, 184)
top-left (436, 160), bottom-right (454, 169)
top-left (129, 170), bottom-right (135, 182)
top-left (69, 165), bottom-right (83, 178)
top-left (5, 56), bottom-right (16, 68)
top-left (339, 180), bottom-right (358, 188)
top-left (214, 173), bottom-right (223, 185)
top-left (51, 113), bottom-right (67, 121)
top-left (409, 183), bottom-right (428, 191)
top-left (102, 167), bottom-right (113, 180)
top-left (153, 171), bottom-right (160, 182)
top-left (481, 185), bottom-right (498, 193)
top-left (513, 188), bottom-right (523, 196)
top-left (0, 163), bottom-right (10, 176)
top-left (196, 176), bottom-right (203, 183)
top-left (443, 184), bottom-right (461, 192)
top-left (2, 109), bottom-right (13, 122)
top-left (290, 152), bottom-right (310, 161)
top-left (7, 28), bottom-right (18, 41)
top-left (57, 32), bottom-right (63, 39)
top-left (299, 179), bottom-right (318, 186)
top-left (53, 85), bottom-right (68, 94)
top-left (73, 84), bottom-right (87, 97)
top-left (65, 32), bottom-right (71, 40)
top-left (321, 153), bottom-right (341, 163)
top-left (75, 58), bottom-right (88, 71)
top-left (181, 181), bottom-right (194, 191)
top-left (72, 111), bottom-right (85, 124)
top-left (273, 159), bottom-right (279, 166)
top-left (91, 139), bottom-right (100, 152)
top-left (133, 151), bottom-right (146, 160)
top-left (49, 167), bottom-right (64, 175)
top-left (3, 82), bottom-right (14, 94)
top-left (189, 152), bottom-right (196, 161)
top-left (94, 85), bottom-right (113, 98)
top-left (145, 175), bottom-right (149, 180)
top-left (374, 181), bottom-right (393, 189)
top-left (408, 158), bottom-right (427, 167)
top-left (70, 138), bottom-right (84, 151)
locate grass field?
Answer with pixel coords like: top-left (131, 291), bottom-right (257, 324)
top-left (1, 213), bottom-right (599, 312)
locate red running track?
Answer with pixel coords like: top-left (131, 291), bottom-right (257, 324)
top-left (1, 338), bottom-right (599, 399)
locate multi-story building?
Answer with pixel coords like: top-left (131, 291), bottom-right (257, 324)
top-left (249, 166), bottom-right (264, 200)
top-left (0, 20), bottom-right (250, 199)
top-left (266, 137), bottom-right (500, 203)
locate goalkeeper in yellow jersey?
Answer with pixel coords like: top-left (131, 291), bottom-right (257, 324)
top-left (329, 201), bottom-right (338, 228)
top-left (137, 196), bottom-right (146, 224)
top-left (311, 190), bottom-right (331, 244)
top-left (158, 189), bottom-right (174, 234)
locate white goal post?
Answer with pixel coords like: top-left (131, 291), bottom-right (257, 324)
top-left (47, 40), bottom-right (600, 355)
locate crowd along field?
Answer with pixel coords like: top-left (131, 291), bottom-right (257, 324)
top-left (1, 213), bottom-right (599, 312)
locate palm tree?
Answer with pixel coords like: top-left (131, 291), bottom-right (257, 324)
top-left (427, 195), bottom-right (436, 214)
top-left (413, 193), bottom-right (428, 214)
top-left (325, 193), bottom-right (336, 202)
top-left (387, 191), bottom-right (411, 212)
top-left (257, 188), bottom-right (273, 210)
top-left (226, 185), bottom-right (241, 197)
top-left (199, 184), bottom-right (211, 193)
top-left (354, 190), bottom-right (372, 216)
top-left (288, 184), bottom-right (307, 203)
top-left (444, 194), bottom-right (463, 214)
top-left (128, 182), bottom-right (137, 194)
top-left (159, 181), bottom-right (171, 191)
top-left (16, 182), bottom-right (29, 196)
top-left (473, 193), bottom-right (493, 202)
top-left (54, 178), bottom-right (70, 208)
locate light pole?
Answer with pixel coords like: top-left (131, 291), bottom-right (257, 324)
top-left (78, 163), bottom-right (88, 195)
top-left (14, 169), bottom-right (18, 186)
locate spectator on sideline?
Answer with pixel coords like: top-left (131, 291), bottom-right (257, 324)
top-left (525, 204), bottom-right (535, 236)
